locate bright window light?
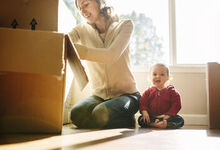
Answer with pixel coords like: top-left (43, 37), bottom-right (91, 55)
top-left (58, 0), bottom-right (75, 33)
top-left (176, 0), bottom-right (220, 64)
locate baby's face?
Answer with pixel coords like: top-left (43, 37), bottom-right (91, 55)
top-left (151, 66), bottom-right (169, 89)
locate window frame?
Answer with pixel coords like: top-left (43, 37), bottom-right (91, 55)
top-left (169, 0), bottom-right (206, 69)
top-left (132, 0), bottom-right (206, 73)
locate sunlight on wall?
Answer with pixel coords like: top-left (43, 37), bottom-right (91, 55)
top-left (58, 0), bottom-right (75, 101)
top-left (58, 0), bottom-right (75, 33)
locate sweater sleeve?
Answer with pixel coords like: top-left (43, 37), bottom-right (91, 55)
top-left (165, 86), bottom-right (182, 116)
top-left (68, 27), bottom-right (80, 43)
top-left (139, 89), bottom-right (151, 113)
top-left (71, 20), bottom-right (133, 64)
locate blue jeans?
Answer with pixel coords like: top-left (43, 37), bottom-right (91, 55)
top-left (70, 92), bottom-right (140, 129)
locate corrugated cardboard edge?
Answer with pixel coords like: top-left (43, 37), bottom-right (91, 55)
top-left (207, 62), bottom-right (220, 129)
top-left (66, 35), bottom-right (88, 91)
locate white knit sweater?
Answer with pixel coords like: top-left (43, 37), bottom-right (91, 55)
top-left (68, 19), bottom-right (138, 99)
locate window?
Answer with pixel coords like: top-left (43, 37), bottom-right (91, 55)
top-left (175, 0), bottom-right (220, 64)
top-left (111, 0), bottom-right (169, 67)
top-left (60, 0), bottom-right (220, 66)
top-left (58, 0), bottom-right (77, 33)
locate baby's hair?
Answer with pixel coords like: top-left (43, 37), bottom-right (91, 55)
top-left (150, 63), bottom-right (169, 76)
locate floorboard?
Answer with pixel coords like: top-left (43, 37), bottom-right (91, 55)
top-left (0, 124), bottom-right (220, 150)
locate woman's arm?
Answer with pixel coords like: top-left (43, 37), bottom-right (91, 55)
top-left (71, 20), bottom-right (134, 64)
top-left (68, 27), bottom-right (81, 43)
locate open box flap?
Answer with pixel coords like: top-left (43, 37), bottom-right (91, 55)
top-left (66, 34), bottom-right (88, 91)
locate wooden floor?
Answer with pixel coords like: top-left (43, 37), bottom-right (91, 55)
top-left (0, 124), bottom-right (220, 150)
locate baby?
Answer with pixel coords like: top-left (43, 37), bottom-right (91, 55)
top-left (138, 63), bottom-right (184, 129)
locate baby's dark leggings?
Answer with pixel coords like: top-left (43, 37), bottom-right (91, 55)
top-left (138, 114), bottom-right (184, 129)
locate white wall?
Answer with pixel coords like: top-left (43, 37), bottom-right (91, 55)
top-left (133, 66), bottom-right (208, 125)
top-left (64, 67), bottom-right (209, 125)
top-left (134, 71), bottom-right (207, 115)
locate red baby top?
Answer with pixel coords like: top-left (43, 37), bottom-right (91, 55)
top-left (139, 85), bottom-right (181, 116)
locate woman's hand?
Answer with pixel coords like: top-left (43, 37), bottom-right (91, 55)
top-left (141, 110), bottom-right (150, 124)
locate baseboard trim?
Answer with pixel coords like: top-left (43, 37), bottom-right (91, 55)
top-left (179, 114), bottom-right (208, 125)
top-left (65, 112), bottom-right (209, 126)
top-left (135, 113), bottom-right (208, 126)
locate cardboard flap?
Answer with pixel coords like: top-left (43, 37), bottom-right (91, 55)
top-left (207, 62), bottom-right (220, 129)
top-left (66, 35), bottom-right (88, 91)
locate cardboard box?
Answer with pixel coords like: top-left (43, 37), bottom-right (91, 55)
top-left (0, 28), bottom-right (66, 133)
top-left (0, 0), bottom-right (58, 31)
top-left (0, 0), bottom-right (88, 133)
top-left (0, 27), bottom-right (88, 133)
top-left (207, 62), bottom-right (220, 129)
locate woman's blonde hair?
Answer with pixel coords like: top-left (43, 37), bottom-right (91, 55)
top-left (75, 0), bottom-right (119, 22)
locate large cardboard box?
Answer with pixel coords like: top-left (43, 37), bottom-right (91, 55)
top-left (207, 62), bottom-right (220, 129)
top-left (0, 0), bottom-right (62, 133)
top-left (0, 27), bottom-right (88, 133)
top-left (0, 28), bottom-right (66, 133)
top-left (0, 0), bottom-right (88, 133)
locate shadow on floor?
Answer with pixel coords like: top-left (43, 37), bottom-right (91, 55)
top-left (53, 128), bottom-right (152, 150)
top-left (0, 134), bottom-right (54, 145)
top-left (0, 124), bottom-right (96, 145)
top-left (206, 130), bottom-right (220, 137)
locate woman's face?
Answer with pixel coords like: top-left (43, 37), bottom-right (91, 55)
top-left (77, 0), bottom-right (100, 24)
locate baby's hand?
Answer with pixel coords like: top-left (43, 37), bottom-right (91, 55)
top-left (156, 115), bottom-right (165, 118)
top-left (163, 115), bottom-right (171, 120)
top-left (141, 110), bottom-right (150, 124)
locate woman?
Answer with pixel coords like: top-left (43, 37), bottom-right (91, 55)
top-left (68, 0), bottom-right (140, 129)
